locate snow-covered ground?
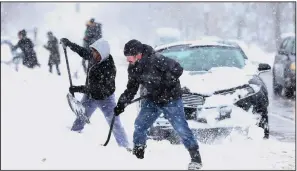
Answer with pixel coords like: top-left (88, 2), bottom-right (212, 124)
top-left (1, 44), bottom-right (295, 170)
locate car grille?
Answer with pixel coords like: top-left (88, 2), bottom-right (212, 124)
top-left (182, 93), bottom-right (205, 108)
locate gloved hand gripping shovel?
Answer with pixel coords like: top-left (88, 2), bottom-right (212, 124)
top-left (102, 96), bottom-right (146, 146)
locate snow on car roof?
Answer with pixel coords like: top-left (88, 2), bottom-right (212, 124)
top-left (190, 40), bottom-right (237, 47)
top-left (154, 40), bottom-right (196, 51)
top-left (154, 39), bottom-right (236, 51)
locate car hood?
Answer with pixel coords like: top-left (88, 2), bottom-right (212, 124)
top-left (180, 67), bottom-right (254, 95)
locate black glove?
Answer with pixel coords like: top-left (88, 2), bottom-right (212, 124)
top-left (60, 38), bottom-right (71, 48)
top-left (114, 103), bottom-right (125, 116)
top-left (69, 85), bottom-right (85, 95)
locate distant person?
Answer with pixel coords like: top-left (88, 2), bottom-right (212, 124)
top-left (82, 18), bottom-right (102, 73)
top-left (44, 31), bottom-right (61, 75)
top-left (12, 29), bottom-right (40, 69)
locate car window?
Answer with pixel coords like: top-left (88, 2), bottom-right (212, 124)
top-left (160, 46), bottom-right (246, 71)
top-left (280, 38), bottom-right (290, 50)
top-left (284, 37), bottom-right (295, 53)
top-left (291, 39), bottom-right (295, 54)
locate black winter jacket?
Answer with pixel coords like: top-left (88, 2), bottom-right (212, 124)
top-left (118, 44), bottom-right (183, 106)
top-left (68, 41), bottom-right (116, 100)
top-left (12, 37), bottom-right (39, 68)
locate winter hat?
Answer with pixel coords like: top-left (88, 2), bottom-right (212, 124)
top-left (90, 18), bottom-right (95, 23)
top-left (18, 29), bottom-right (27, 37)
top-left (47, 31), bottom-right (53, 36)
top-left (124, 39), bottom-right (143, 56)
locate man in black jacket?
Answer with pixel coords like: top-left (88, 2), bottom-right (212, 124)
top-left (114, 39), bottom-right (203, 169)
top-left (60, 38), bottom-right (129, 148)
top-left (12, 29), bottom-right (40, 68)
top-left (44, 31), bottom-right (61, 75)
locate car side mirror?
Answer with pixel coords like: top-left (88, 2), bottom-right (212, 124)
top-left (258, 63), bottom-right (271, 72)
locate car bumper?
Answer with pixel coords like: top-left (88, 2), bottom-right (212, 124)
top-left (150, 89), bottom-right (266, 135)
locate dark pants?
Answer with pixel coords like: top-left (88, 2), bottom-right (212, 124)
top-left (134, 98), bottom-right (199, 150)
top-left (49, 63), bottom-right (61, 75)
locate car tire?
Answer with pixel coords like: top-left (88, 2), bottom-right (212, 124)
top-left (255, 108), bottom-right (269, 139)
top-left (273, 76), bottom-right (282, 95)
top-left (284, 86), bottom-right (295, 98)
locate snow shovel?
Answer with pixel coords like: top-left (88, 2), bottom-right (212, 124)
top-left (61, 42), bottom-right (90, 124)
top-left (102, 95), bottom-right (146, 146)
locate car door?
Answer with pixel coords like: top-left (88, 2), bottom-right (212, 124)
top-left (274, 38), bottom-right (290, 85)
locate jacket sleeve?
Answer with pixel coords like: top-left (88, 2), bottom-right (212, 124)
top-left (68, 41), bottom-right (92, 60)
top-left (44, 41), bottom-right (50, 50)
top-left (117, 68), bottom-right (140, 106)
top-left (11, 40), bottom-right (21, 51)
top-left (156, 55), bottom-right (183, 78)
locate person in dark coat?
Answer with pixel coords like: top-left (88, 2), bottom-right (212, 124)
top-left (44, 31), bottom-right (61, 75)
top-left (113, 39), bottom-right (203, 169)
top-left (12, 29), bottom-right (40, 69)
top-left (82, 18), bottom-right (103, 74)
top-left (60, 37), bottom-right (130, 149)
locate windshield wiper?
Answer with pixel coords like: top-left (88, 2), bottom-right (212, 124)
top-left (189, 69), bottom-right (210, 75)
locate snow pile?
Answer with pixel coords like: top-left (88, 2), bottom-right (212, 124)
top-left (181, 67), bottom-right (250, 95)
top-left (1, 45), bottom-right (295, 170)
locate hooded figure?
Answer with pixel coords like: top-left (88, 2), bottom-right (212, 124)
top-left (60, 37), bottom-right (130, 149)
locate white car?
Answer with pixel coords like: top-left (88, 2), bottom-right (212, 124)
top-left (138, 39), bottom-right (272, 144)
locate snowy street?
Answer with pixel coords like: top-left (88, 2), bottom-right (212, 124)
top-left (260, 72), bottom-right (295, 142)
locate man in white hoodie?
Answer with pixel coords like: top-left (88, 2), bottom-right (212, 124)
top-left (60, 38), bottom-right (129, 148)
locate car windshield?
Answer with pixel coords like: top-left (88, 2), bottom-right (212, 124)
top-left (159, 45), bottom-right (246, 71)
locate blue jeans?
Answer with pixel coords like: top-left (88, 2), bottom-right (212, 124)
top-left (134, 98), bottom-right (199, 150)
top-left (71, 94), bottom-right (129, 148)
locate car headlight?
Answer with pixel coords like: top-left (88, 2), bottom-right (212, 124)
top-left (290, 62), bottom-right (295, 70)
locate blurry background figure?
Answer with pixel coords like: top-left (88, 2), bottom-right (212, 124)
top-left (44, 31), bottom-right (61, 75)
top-left (1, 39), bottom-right (23, 72)
top-left (82, 18), bottom-right (102, 74)
top-left (12, 29), bottom-right (40, 69)
top-left (34, 27), bottom-right (38, 44)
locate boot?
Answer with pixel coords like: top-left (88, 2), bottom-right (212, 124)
top-left (188, 148), bottom-right (203, 170)
top-left (258, 114), bottom-right (269, 139)
top-left (133, 145), bottom-right (146, 159)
